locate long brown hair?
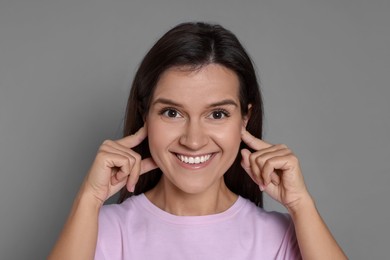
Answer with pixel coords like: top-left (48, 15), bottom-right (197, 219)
top-left (119, 22), bottom-right (264, 207)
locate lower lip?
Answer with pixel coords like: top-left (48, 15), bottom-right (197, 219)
top-left (174, 154), bottom-right (215, 170)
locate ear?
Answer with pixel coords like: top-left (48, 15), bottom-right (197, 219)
top-left (242, 104), bottom-right (252, 128)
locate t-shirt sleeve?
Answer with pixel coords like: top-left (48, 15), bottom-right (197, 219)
top-left (94, 205), bottom-right (123, 260)
top-left (275, 215), bottom-right (302, 260)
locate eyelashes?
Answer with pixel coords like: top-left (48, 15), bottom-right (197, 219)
top-left (209, 109), bottom-right (230, 119)
top-left (159, 107), bottom-right (182, 118)
top-left (158, 107), bottom-right (231, 120)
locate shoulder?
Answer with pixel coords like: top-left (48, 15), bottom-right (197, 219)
top-left (98, 194), bottom-right (144, 227)
top-left (95, 195), bottom-right (145, 259)
top-left (239, 197), bottom-right (292, 232)
top-left (237, 197), bottom-right (301, 258)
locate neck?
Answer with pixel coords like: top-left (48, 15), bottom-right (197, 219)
top-left (145, 176), bottom-right (237, 216)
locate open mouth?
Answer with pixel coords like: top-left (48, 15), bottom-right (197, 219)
top-left (175, 153), bottom-right (213, 165)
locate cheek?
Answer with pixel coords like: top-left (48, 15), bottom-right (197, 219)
top-left (212, 121), bottom-right (242, 148)
top-left (147, 117), bottom-right (180, 149)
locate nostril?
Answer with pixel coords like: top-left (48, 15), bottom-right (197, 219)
top-left (179, 122), bottom-right (209, 149)
top-left (179, 134), bottom-right (209, 150)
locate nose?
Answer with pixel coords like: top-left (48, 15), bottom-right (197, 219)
top-left (179, 120), bottom-right (209, 150)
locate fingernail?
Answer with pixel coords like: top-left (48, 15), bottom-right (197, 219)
top-left (259, 184), bottom-right (265, 191)
top-left (129, 185), bottom-right (135, 193)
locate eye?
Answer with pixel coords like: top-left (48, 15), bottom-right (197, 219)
top-left (161, 108), bottom-right (182, 118)
top-left (209, 109), bottom-right (230, 120)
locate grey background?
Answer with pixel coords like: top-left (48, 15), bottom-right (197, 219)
top-left (0, 0), bottom-right (389, 259)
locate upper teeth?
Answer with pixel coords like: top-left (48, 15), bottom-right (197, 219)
top-left (177, 154), bottom-right (212, 164)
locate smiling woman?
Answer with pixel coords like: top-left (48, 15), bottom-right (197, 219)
top-left (49, 22), bottom-right (347, 260)
top-left (146, 65), bottom-right (244, 213)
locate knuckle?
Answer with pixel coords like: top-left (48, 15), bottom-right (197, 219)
top-left (96, 150), bottom-right (107, 158)
top-left (95, 151), bottom-right (109, 163)
top-left (248, 153), bottom-right (256, 163)
top-left (99, 144), bottom-right (109, 152)
top-left (254, 155), bottom-right (265, 166)
top-left (289, 154), bottom-right (299, 163)
top-left (128, 156), bottom-right (136, 165)
top-left (102, 139), bottom-right (113, 146)
top-left (133, 153), bottom-right (141, 162)
top-left (249, 152), bottom-right (260, 163)
top-left (97, 146), bottom-right (105, 152)
top-left (263, 160), bottom-right (272, 170)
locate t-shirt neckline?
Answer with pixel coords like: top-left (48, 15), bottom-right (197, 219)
top-left (136, 193), bottom-right (247, 225)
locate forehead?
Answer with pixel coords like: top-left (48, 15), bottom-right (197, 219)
top-left (152, 64), bottom-right (240, 102)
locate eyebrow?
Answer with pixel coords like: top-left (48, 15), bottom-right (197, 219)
top-left (152, 98), bottom-right (238, 108)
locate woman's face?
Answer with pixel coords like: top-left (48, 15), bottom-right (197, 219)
top-left (147, 64), bottom-right (248, 195)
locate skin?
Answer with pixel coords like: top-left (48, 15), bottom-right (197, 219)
top-left (48, 126), bottom-right (158, 260)
top-left (49, 64), bottom-right (347, 259)
top-left (145, 64), bottom-right (246, 216)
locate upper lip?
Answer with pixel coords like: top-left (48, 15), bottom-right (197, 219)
top-left (172, 152), bottom-right (214, 157)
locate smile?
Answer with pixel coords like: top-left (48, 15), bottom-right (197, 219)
top-left (176, 154), bottom-right (212, 164)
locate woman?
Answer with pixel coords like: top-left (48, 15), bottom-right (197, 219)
top-left (49, 22), bottom-right (347, 259)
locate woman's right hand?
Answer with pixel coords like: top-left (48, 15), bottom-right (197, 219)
top-left (81, 125), bottom-right (158, 205)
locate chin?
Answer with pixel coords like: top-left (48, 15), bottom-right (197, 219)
top-left (164, 176), bottom-right (223, 196)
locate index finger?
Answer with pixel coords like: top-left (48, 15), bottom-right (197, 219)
top-left (241, 128), bottom-right (272, 150)
top-left (117, 125), bottom-right (147, 148)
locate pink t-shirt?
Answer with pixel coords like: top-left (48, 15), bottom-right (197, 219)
top-left (95, 194), bottom-right (301, 259)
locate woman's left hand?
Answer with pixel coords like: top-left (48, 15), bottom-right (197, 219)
top-left (240, 128), bottom-right (311, 211)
